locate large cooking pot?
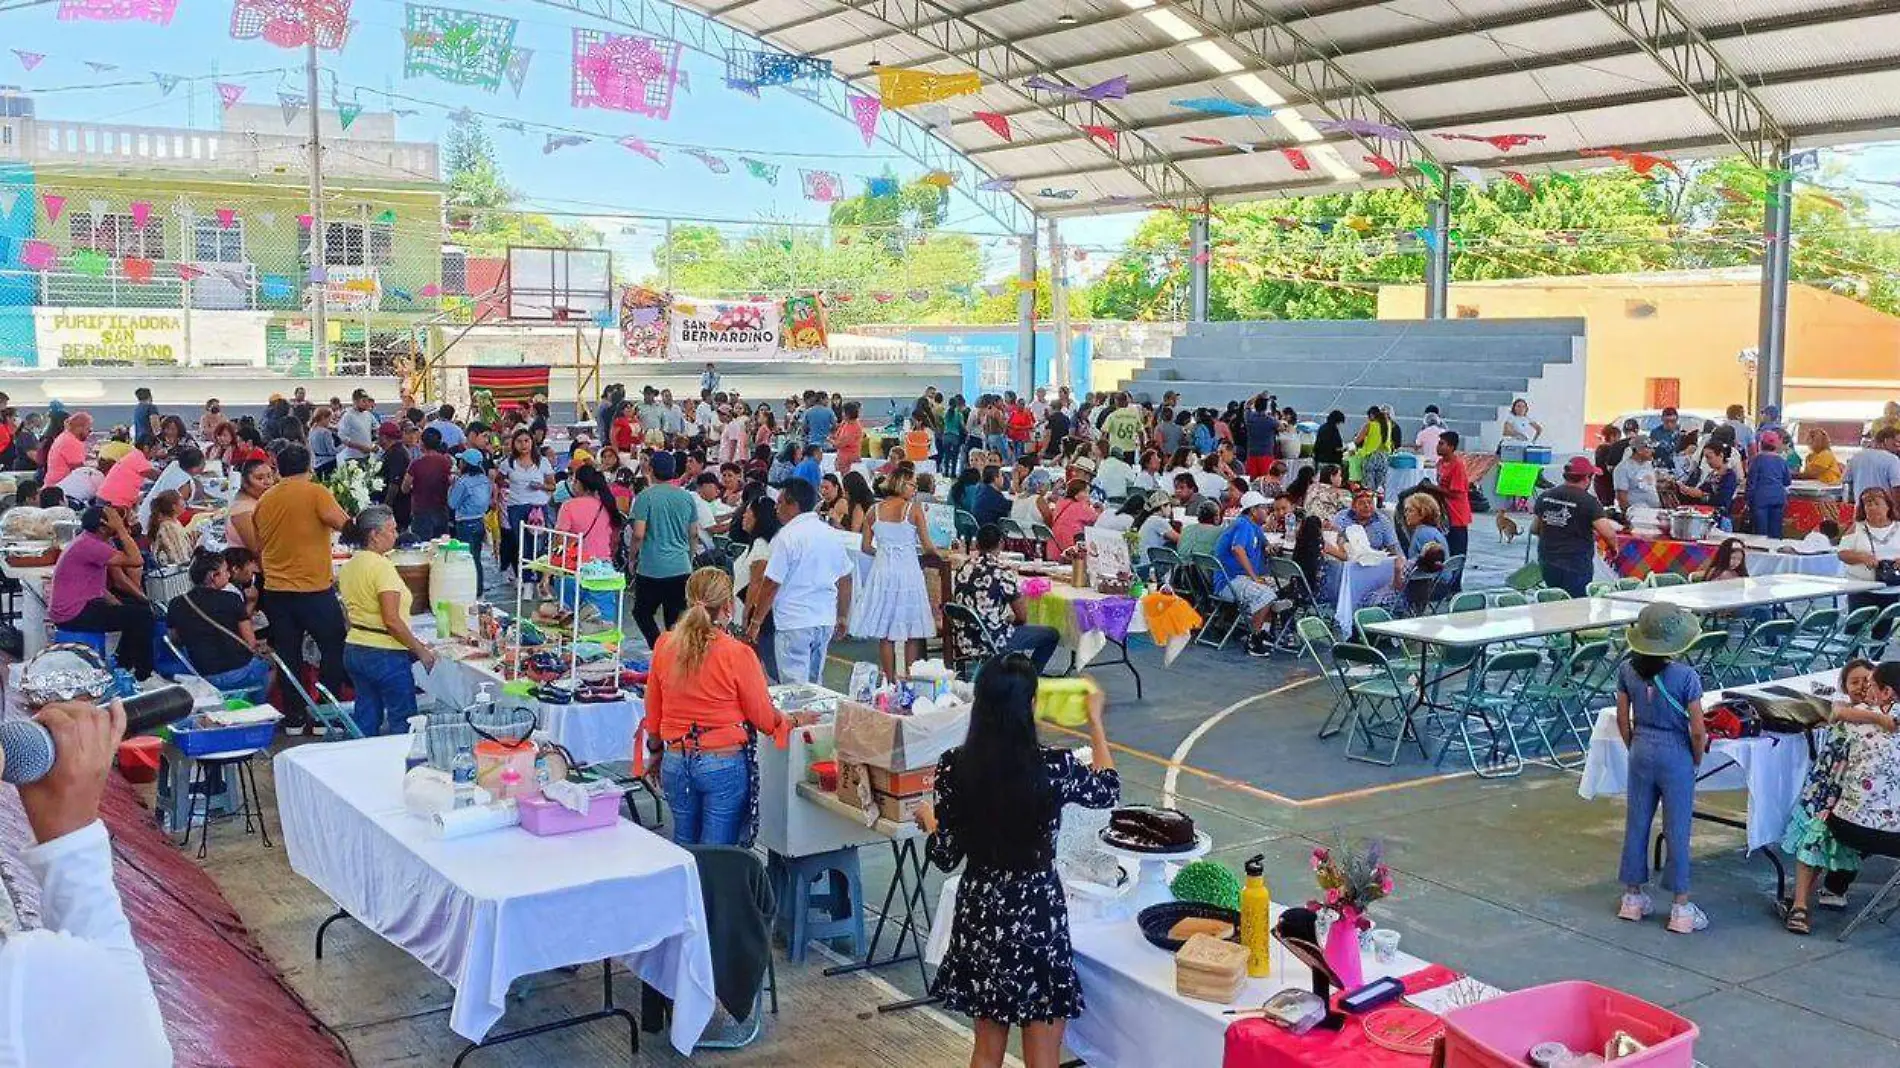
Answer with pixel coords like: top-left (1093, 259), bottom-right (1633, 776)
top-left (1669, 511), bottom-right (1715, 540)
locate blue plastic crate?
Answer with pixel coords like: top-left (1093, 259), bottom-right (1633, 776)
top-left (169, 719), bottom-right (278, 757)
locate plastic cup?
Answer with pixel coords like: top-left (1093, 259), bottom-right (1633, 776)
top-left (1371, 928), bottom-right (1401, 963)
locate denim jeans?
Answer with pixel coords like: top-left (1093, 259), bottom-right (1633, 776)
top-left (939, 433), bottom-right (964, 476)
top-left (499, 503), bottom-right (543, 571)
top-left (774, 624), bottom-right (832, 685)
top-left (985, 432), bottom-right (1010, 462)
top-left (661, 750), bottom-right (751, 845)
top-left (1619, 733), bottom-right (1696, 895)
top-left (1751, 502), bottom-right (1785, 539)
top-left (342, 643), bottom-right (417, 737)
top-left (1004, 624), bottom-right (1062, 673)
top-left (202, 657), bottom-right (270, 698)
top-left (1540, 559), bottom-right (1593, 598)
top-left (453, 518), bottom-right (487, 593)
top-left (410, 509), bottom-right (449, 541)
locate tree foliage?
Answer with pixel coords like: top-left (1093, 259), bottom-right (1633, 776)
top-left (444, 119), bottom-right (601, 254)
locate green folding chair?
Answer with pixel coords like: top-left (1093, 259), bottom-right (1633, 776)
top-left (1518, 641), bottom-right (1615, 768)
top-left (1491, 590), bottom-right (1529, 608)
top-left (1614, 577), bottom-right (1643, 591)
top-left (1784, 606), bottom-right (1842, 674)
top-left (1585, 581), bottom-right (1617, 598)
top-left (1682, 628), bottom-right (1731, 678)
top-left (1353, 606), bottom-right (1422, 675)
top-left (1646, 572), bottom-right (1688, 588)
top-left (1534, 587), bottom-right (1572, 603)
top-left (1447, 591), bottom-right (1487, 615)
top-left (1331, 643), bottom-right (1427, 766)
top-left (1435, 648), bottom-right (1543, 779)
top-left (1190, 552), bottom-right (1244, 650)
top-left (1712, 617), bottom-right (1798, 686)
top-left (1857, 602), bottom-right (1900, 661)
top-left (1300, 616), bottom-right (1362, 740)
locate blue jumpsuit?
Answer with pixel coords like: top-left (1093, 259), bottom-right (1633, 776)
top-left (1617, 660), bottom-right (1704, 895)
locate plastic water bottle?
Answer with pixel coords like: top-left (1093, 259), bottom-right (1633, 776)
top-left (530, 730), bottom-right (554, 789)
top-left (450, 744), bottom-right (477, 809)
top-left (404, 715), bottom-right (430, 773)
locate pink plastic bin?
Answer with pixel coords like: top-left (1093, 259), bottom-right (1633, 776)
top-left (1442, 981), bottom-right (1698, 1068)
top-left (517, 792), bottom-right (621, 836)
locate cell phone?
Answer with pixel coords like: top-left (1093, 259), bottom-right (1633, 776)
top-left (1338, 976), bottom-right (1405, 1014)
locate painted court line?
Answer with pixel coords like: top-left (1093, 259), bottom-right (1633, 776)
top-left (1162, 676), bottom-right (1321, 808)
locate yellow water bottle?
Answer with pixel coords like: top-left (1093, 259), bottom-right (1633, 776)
top-left (1240, 854), bottom-right (1271, 978)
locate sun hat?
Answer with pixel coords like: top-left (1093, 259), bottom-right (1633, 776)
top-left (1624, 603), bottom-right (1699, 657)
top-left (1239, 491), bottom-right (1271, 511)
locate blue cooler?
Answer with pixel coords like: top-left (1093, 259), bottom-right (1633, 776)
top-left (1389, 452), bottom-right (1419, 470)
top-left (1524, 444), bottom-right (1554, 466)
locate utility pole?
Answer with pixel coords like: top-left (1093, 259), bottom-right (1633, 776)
top-left (306, 29), bottom-right (328, 373)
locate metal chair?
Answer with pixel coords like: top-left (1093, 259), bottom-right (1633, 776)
top-left (686, 845), bottom-right (780, 1048)
top-left (1491, 590), bottom-right (1528, 608)
top-left (1682, 628), bottom-right (1732, 678)
top-left (1534, 587), bottom-right (1572, 603)
top-left (1646, 572), bottom-right (1688, 588)
top-left (953, 509), bottom-right (981, 544)
top-left (1518, 640), bottom-right (1615, 767)
top-left (1585, 580), bottom-right (1617, 598)
top-left (942, 603), bottom-right (1007, 680)
top-left (1447, 591), bottom-right (1487, 615)
top-left (1711, 617), bottom-right (1798, 686)
top-left (1828, 605), bottom-right (1881, 666)
top-left (1263, 556), bottom-right (1321, 652)
top-left (1189, 552), bottom-right (1244, 650)
top-left (1856, 602), bottom-right (1900, 661)
top-left (1398, 573), bottom-right (1440, 618)
top-left (1435, 648), bottom-right (1543, 779)
top-left (1147, 545), bottom-right (1182, 587)
top-left (1614, 577), bottom-right (1644, 591)
top-left (1353, 606), bottom-right (1422, 675)
top-left (1330, 643), bottom-right (1425, 766)
top-left (1784, 606), bottom-right (1842, 674)
top-left (1299, 616), bottom-right (1360, 739)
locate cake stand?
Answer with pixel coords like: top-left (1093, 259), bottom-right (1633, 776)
top-left (1097, 830), bottom-right (1213, 913)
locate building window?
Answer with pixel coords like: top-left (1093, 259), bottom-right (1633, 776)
top-left (193, 218), bottom-right (246, 262)
top-left (70, 211), bottom-right (165, 258)
top-left (325, 221), bottom-right (395, 267)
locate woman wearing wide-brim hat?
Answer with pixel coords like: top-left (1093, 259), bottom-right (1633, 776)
top-left (1614, 603), bottom-right (1712, 934)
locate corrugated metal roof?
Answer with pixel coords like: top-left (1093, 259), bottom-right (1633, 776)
top-left (686, 0), bottom-right (1900, 220)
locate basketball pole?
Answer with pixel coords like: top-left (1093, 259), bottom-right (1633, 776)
top-left (305, 25), bottom-right (328, 374)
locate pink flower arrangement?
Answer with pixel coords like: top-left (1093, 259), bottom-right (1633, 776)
top-left (1304, 836), bottom-right (1394, 918)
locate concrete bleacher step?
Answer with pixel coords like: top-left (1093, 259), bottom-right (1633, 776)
top-left (1148, 358), bottom-right (1538, 392)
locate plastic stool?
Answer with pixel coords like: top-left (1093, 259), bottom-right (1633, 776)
top-left (177, 751), bottom-right (271, 860)
top-left (52, 628), bottom-right (108, 656)
top-left (768, 847), bottom-right (866, 964)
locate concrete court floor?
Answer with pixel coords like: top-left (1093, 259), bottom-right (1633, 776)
top-left (196, 525), bottom-right (1900, 1067)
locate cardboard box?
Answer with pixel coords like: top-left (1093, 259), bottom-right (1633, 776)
top-left (834, 698), bottom-right (967, 773)
top-left (873, 790), bottom-right (932, 824)
top-left (839, 760), bottom-right (936, 798)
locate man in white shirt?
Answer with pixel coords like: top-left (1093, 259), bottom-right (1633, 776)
top-left (335, 389), bottom-right (378, 464)
top-left (748, 479), bottom-right (853, 685)
top-left (1848, 426), bottom-right (1900, 502)
top-left (1094, 446), bottom-right (1137, 501)
top-left (1029, 387), bottom-right (1049, 421)
top-left (0, 698), bottom-right (172, 1067)
top-left (686, 398), bottom-right (717, 443)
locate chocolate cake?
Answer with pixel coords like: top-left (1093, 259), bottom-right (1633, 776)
top-left (1102, 805), bottom-right (1197, 852)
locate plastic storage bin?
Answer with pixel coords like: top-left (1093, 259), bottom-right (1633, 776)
top-left (169, 719), bottom-right (278, 757)
top-left (1441, 981), bottom-right (1697, 1068)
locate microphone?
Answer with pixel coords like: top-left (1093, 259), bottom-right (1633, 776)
top-left (0, 685), bottom-right (196, 785)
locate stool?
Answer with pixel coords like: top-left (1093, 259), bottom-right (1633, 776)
top-left (177, 750), bottom-right (271, 859)
top-left (768, 847), bottom-right (866, 964)
top-left (52, 628), bottom-right (108, 656)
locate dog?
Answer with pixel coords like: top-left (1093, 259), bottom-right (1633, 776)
top-left (1495, 511), bottom-right (1520, 544)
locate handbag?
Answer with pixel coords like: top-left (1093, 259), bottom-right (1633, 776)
top-left (1877, 559), bottom-right (1900, 587)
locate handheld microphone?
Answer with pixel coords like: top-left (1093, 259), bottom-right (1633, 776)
top-left (0, 685), bottom-right (196, 785)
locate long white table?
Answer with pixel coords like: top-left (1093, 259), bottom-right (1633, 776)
top-left (275, 737), bottom-right (717, 1054)
top-left (1363, 596), bottom-right (1646, 649)
top-left (0, 558), bottom-right (53, 660)
top-left (1607, 573), bottom-right (1882, 612)
top-left (1578, 669), bottom-right (1838, 900)
top-left (418, 647), bottom-right (642, 767)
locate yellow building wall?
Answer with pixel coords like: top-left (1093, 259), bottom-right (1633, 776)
top-left (1378, 281), bottom-right (1900, 427)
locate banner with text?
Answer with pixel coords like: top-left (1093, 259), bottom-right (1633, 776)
top-left (32, 308), bottom-right (270, 368)
top-left (668, 295), bottom-right (781, 360)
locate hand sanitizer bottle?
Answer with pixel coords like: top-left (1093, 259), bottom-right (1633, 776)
top-left (404, 715), bottom-right (430, 773)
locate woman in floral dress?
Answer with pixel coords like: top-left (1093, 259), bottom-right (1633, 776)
top-left (917, 655), bottom-right (1119, 1068)
top-left (1782, 659), bottom-right (1895, 933)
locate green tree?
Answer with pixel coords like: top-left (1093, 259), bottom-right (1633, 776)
top-left (444, 118), bottom-right (601, 253)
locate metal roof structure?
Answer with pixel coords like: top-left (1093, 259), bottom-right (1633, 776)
top-left (675, 0), bottom-right (1900, 221)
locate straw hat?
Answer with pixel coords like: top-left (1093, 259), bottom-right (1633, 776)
top-left (1624, 603), bottom-right (1698, 657)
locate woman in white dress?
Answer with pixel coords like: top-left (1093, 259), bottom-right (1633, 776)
top-left (850, 470), bottom-right (940, 678)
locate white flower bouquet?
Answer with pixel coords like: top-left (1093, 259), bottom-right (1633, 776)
top-left (323, 462), bottom-right (385, 515)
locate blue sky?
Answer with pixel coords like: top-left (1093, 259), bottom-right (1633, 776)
top-left (3, 1), bottom-right (1895, 277)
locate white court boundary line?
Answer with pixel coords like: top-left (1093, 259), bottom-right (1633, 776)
top-left (1160, 675), bottom-right (1322, 807)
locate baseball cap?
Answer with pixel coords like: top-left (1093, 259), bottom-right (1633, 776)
top-left (459, 448), bottom-right (485, 467)
top-left (378, 421), bottom-right (402, 439)
top-left (1239, 491), bottom-right (1271, 510)
top-left (1563, 456), bottom-right (1599, 478)
top-left (568, 449), bottom-right (594, 469)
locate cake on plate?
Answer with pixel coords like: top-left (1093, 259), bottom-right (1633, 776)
top-left (1101, 805), bottom-right (1197, 852)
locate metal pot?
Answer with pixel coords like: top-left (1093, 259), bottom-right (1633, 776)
top-left (1669, 510), bottom-right (1714, 540)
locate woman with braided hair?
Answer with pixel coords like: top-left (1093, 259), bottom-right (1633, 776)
top-left (639, 566), bottom-right (818, 845)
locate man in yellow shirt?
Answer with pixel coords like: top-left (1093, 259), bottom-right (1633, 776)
top-left (252, 444), bottom-right (350, 733)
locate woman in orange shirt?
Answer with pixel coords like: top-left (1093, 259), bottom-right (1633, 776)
top-left (640, 567), bottom-right (815, 845)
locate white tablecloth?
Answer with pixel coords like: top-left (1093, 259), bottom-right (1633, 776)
top-left (418, 652), bottom-right (642, 766)
top-left (275, 737), bottom-right (717, 1049)
top-left (1577, 671), bottom-right (1829, 851)
top-left (1384, 463), bottom-right (1433, 499)
top-left (1746, 551), bottom-right (1845, 579)
top-left (0, 559), bottom-right (53, 660)
top-left (1335, 559), bottom-right (1398, 632)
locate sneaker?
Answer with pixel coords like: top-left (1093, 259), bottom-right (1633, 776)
top-left (1246, 633), bottom-right (1274, 658)
top-left (1817, 889), bottom-right (1849, 911)
top-left (1667, 902), bottom-right (1709, 934)
top-left (1617, 892), bottom-right (1653, 922)
top-left (1269, 598), bottom-right (1294, 615)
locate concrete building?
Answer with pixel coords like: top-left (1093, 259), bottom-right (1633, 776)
top-left (1378, 269), bottom-right (1900, 436)
top-left (0, 98), bottom-right (442, 373)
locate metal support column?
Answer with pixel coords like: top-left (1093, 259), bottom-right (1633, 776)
top-left (305, 34), bottom-right (328, 373)
top-left (1047, 217), bottom-right (1070, 392)
top-left (1015, 230), bottom-right (1038, 395)
top-left (1756, 146), bottom-right (1793, 415)
top-left (1187, 210), bottom-right (1210, 322)
top-left (1424, 192), bottom-right (1452, 320)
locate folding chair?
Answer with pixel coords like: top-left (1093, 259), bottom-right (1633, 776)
top-left (1534, 587), bottom-right (1571, 603)
top-left (953, 509), bottom-right (981, 544)
top-left (1331, 643), bottom-right (1426, 766)
top-left (1827, 605), bottom-right (1881, 666)
top-left (1147, 545), bottom-right (1182, 587)
top-left (1447, 591), bottom-right (1487, 615)
top-left (1298, 616), bottom-right (1359, 739)
top-left (1783, 606), bottom-right (1841, 674)
top-left (1837, 849), bottom-right (1900, 942)
top-left (1398, 574), bottom-right (1439, 618)
top-left (1353, 607), bottom-right (1421, 675)
top-left (1491, 590), bottom-right (1528, 609)
top-left (1585, 581), bottom-right (1617, 598)
top-left (1029, 522), bottom-right (1056, 559)
top-left (1711, 617), bottom-right (1797, 686)
top-left (686, 845), bottom-right (780, 1048)
top-left (1433, 554), bottom-right (1467, 610)
top-left (1857, 602), bottom-right (1900, 661)
top-left (269, 646), bottom-right (362, 739)
top-left (1614, 577), bottom-right (1644, 591)
top-left (1518, 641), bottom-right (1614, 768)
top-left (1263, 556), bottom-right (1319, 651)
top-left (1435, 648), bottom-right (1542, 779)
top-left (1646, 572), bottom-right (1688, 589)
top-left (1682, 628), bottom-right (1731, 679)
top-left (162, 634), bottom-right (270, 705)
top-left (1189, 552), bottom-right (1244, 650)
